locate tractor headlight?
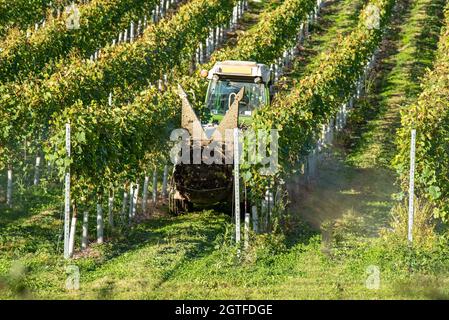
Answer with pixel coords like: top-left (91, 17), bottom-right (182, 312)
top-left (200, 69), bottom-right (208, 78)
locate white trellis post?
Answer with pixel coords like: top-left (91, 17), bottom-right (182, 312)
top-left (121, 187), bottom-right (128, 219)
top-left (199, 42), bottom-right (204, 64)
top-left (142, 175), bottom-right (150, 213)
top-left (268, 190), bottom-right (273, 228)
top-left (68, 208), bottom-right (77, 257)
top-left (261, 195), bottom-right (267, 233)
top-left (252, 205), bottom-right (258, 233)
top-left (63, 123), bottom-right (71, 259)
top-left (152, 169), bottom-right (158, 203)
top-left (162, 165), bottom-right (169, 198)
top-left (128, 183), bottom-right (134, 219)
top-left (130, 21), bottom-right (134, 42)
top-left (108, 192), bottom-right (114, 228)
top-left (132, 183), bottom-right (139, 218)
top-left (244, 212), bottom-right (250, 249)
top-left (34, 155), bottom-right (41, 185)
top-left (234, 128), bottom-right (241, 244)
top-left (6, 167), bottom-right (12, 208)
top-left (97, 203), bottom-right (104, 244)
top-left (137, 20), bottom-right (142, 36)
top-left (81, 211), bottom-right (88, 250)
top-left (408, 129), bottom-right (416, 243)
top-left (196, 47), bottom-right (201, 65)
top-left (153, 7), bottom-right (158, 22)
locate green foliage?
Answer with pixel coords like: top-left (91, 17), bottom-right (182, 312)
top-left (211, 0), bottom-right (316, 64)
top-left (394, 4), bottom-right (449, 221)
top-left (384, 198), bottom-right (437, 248)
top-left (46, 87), bottom-right (180, 197)
top-left (0, 0), bottom-right (54, 38)
top-left (0, 0), bottom-right (162, 82)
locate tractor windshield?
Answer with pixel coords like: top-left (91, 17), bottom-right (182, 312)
top-left (205, 78), bottom-right (267, 118)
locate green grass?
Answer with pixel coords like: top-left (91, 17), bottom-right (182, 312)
top-left (2, 202), bottom-right (448, 299)
top-left (285, 0), bottom-right (368, 82)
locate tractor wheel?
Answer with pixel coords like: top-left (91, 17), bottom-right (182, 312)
top-left (168, 191), bottom-right (179, 216)
top-left (168, 191), bottom-right (192, 216)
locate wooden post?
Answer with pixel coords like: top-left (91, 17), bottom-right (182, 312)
top-left (408, 129), bottom-right (416, 243)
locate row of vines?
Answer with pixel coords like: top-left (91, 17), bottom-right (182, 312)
top-left (0, 0), bottom-right (236, 170)
top-left (45, 0), bottom-right (317, 202)
top-left (0, 0), bottom-right (166, 82)
top-left (0, 0), bottom-right (61, 37)
top-left (242, 0), bottom-right (396, 196)
top-left (394, 3), bottom-right (449, 221)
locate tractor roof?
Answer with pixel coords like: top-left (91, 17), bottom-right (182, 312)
top-left (208, 61), bottom-right (271, 84)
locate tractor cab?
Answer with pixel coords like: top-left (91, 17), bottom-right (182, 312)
top-left (202, 61), bottom-right (273, 130)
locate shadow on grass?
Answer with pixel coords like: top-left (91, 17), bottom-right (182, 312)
top-left (0, 186), bottom-right (62, 227)
top-left (105, 212), bottom-right (228, 258)
top-left (288, 150), bottom-right (398, 238)
top-left (410, 0), bottom-right (446, 85)
top-left (88, 212), bottom-right (229, 296)
top-left (289, 0), bottom-right (367, 80)
top-left (0, 186), bottom-right (64, 261)
top-left (342, 0), bottom-right (410, 168)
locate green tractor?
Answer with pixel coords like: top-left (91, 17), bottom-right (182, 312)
top-left (169, 61), bottom-right (274, 215)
